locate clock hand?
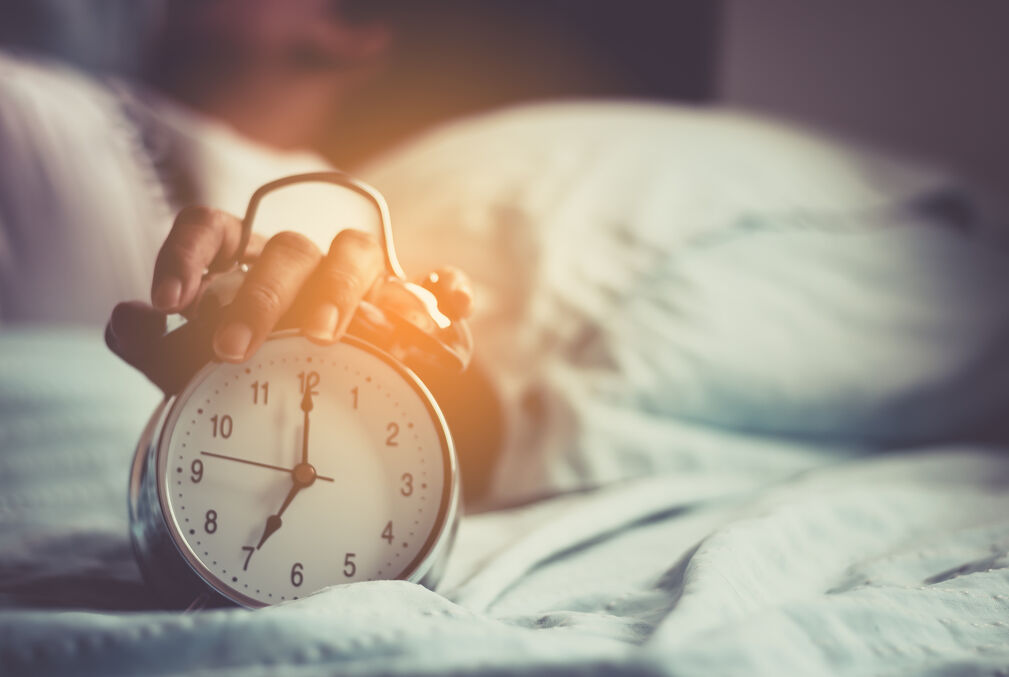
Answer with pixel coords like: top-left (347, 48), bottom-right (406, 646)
top-left (300, 387), bottom-right (313, 465)
top-left (255, 481), bottom-right (303, 550)
top-left (199, 450), bottom-right (333, 482)
top-left (254, 408), bottom-right (322, 550)
top-left (255, 459), bottom-right (320, 550)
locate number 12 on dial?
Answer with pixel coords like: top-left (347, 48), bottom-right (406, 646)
top-left (137, 334), bottom-right (457, 608)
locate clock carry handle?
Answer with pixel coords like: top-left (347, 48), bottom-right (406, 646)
top-left (211, 171), bottom-right (472, 374)
top-left (214, 171), bottom-right (408, 281)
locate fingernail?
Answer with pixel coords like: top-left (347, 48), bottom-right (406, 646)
top-left (152, 277), bottom-right (182, 310)
top-left (303, 304), bottom-right (340, 343)
top-left (214, 321), bottom-right (253, 361)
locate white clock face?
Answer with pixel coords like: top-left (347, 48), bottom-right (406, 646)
top-left (156, 334), bottom-right (453, 607)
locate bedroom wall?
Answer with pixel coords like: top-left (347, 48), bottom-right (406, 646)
top-left (326, 0), bottom-right (721, 167)
top-left (718, 0), bottom-right (1009, 199)
top-left (4, 0), bottom-right (1006, 199)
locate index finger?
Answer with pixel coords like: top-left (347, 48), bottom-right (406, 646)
top-left (152, 206), bottom-right (244, 312)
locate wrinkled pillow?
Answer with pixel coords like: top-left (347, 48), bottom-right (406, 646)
top-left (361, 102), bottom-right (1009, 505)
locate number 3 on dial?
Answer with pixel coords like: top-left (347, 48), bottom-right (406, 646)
top-left (150, 335), bottom-right (453, 608)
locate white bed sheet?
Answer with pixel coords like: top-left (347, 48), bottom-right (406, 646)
top-left (1, 330), bottom-right (1008, 676)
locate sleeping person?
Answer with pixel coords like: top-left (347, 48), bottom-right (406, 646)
top-left (2, 0), bottom-right (1009, 514)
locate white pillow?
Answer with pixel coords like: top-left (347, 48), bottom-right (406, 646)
top-left (361, 102), bottom-right (1009, 505)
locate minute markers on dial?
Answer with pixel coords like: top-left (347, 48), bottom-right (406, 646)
top-left (198, 450), bottom-right (334, 482)
top-left (160, 338), bottom-right (448, 606)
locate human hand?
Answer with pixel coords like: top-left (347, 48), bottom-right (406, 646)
top-left (106, 205), bottom-right (473, 393)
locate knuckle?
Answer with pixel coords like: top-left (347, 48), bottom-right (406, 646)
top-left (333, 229), bottom-right (381, 255)
top-left (316, 266), bottom-right (361, 306)
top-left (174, 205), bottom-right (220, 233)
top-left (243, 282), bottom-right (285, 316)
top-left (266, 231), bottom-right (320, 263)
top-left (164, 240), bottom-right (205, 272)
top-left (175, 204), bottom-right (214, 224)
top-left (169, 205), bottom-right (229, 252)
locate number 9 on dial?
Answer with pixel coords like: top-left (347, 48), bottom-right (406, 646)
top-left (129, 332), bottom-right (459, 608)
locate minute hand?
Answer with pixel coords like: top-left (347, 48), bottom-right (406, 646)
top-left (198, 451), bottom-right (333, 482)
top-left (300, 387), bottom-right (314, 464)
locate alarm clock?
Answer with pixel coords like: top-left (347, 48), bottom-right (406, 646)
top-left (128, 172), bottom-right (469, 609)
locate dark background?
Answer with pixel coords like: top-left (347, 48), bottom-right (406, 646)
top-left (1, 0), bottom-right (1007, 196)
top-left (0, 0), bottom-right (722, 168)
top-left (327, 1), bottom-right (721, 164)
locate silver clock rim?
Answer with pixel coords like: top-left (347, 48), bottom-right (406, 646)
top-left (148, 330), bottom-right (459, 608)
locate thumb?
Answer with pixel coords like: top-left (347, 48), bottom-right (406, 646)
top-left (106, 302), bottom-right (215, 394)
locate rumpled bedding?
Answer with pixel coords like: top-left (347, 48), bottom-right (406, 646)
top-left (4, 103), bottom-right (1009, 675)
top-left (2, 330), bottom-right (1009, 676)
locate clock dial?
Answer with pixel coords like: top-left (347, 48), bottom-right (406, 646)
top-left (156, 335), bottom-right (452, 607)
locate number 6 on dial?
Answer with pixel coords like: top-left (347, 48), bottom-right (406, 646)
top-left (130, 333), bottom-right (460, 608)
top-left (128, 171), bottom-right (466, 610)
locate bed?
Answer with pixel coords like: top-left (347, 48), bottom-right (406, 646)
top-left (3, 103), bottom-right (1009, 675)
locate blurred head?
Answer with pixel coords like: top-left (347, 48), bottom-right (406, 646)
top-left (150, 0), bottom-right (396, 149)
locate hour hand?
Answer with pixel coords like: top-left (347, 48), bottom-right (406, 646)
top-left (255, 514), bottom-right (283, 550)
top-left (255, 482), bottom-right (301, 550)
